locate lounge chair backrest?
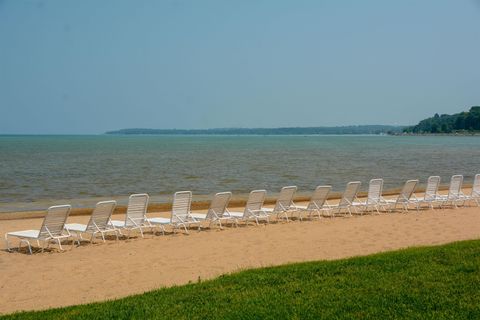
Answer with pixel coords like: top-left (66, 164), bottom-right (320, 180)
top-left (397, 180), bottom-right (418, 203)
top-left (424, 176), bottom-right (440, 200)
top-left (307, 185), bottom-right (331, 210)
top-left (473, 174), bottom-right (480, 195)
top-left (205, 192), bottom-right (232, 220)
top-left (367, 179), bottom-right (383, 203)
top-left (87, 200), bottom-right (116, 231)
top-left (274, 186), bottom-right (297, 211)
top-left (39, 205), bottom-right (71, 238)
top-left (339, 181), bottom-right (361, 207)
top-left (125, 194), bottom-right (149, 227)
top-left (448, 175), bottom-right (463, 197)
top-left (244, 190), bottom-right (266, 217)
top-left (171, 191), bottom-right (192, 223)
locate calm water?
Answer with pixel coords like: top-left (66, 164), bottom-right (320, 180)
top-left (0, 135), bottom-right (479, 212)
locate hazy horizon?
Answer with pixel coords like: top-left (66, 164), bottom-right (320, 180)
top-left (1, 1), bottom-right (480, 134)
top-left (0, 123), bottom-right (408, 136)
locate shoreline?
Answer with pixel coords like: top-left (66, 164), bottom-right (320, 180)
top-left (0, 184), bottom-right (463, 220)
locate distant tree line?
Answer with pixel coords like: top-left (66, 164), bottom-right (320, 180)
top-left (403, 106), bottom-right (480, 134)
top-left (106, 125), bottom-right (405, 135)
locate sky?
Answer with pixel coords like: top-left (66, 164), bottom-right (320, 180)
top-left (0, 0), bottom-right (479, 134)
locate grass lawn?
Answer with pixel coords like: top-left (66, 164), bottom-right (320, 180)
top-left (3, 240), bottom-right (480, 319)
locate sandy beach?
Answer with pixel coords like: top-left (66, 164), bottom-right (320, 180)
top-left (0, 194), bottom-right (479, 315)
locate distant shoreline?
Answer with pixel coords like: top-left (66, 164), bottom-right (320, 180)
top-left (106, 125), bottom-right (405, 136)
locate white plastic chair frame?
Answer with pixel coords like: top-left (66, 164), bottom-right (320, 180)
top-left (297, 185), bottom-right (332, 219)
top-left (352, 179), bottom-right (387, 214)
top-left (147, 191), bottom-right (195, 234)
top-left (190, 192), bottom-right (232, 229)
top-left (5, 205), bottom-right (72, 254)
top-left (264, 186), bottom-right (299, 222)
top-left (440, 175), bottom-right (465, 208)
top-left (417, 176), bottom-right (442, 209)
top-left (65, 200), bottom-right (119, 244)
top-left (468, 174), bottom-right (480, 206)
top-left (225, 190), bottom-right (269, 226)
top-left (111, 194), bottom-right (153, 238)
top-left (325, 181), bottom-right (362, 216)
top-left (385, 180), bottom-right (419, 212)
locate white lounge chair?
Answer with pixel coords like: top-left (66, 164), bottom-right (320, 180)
top-left (110, 194), bottom-right (152, 238)
top-left (325, 181), bottom-right (361, 216)
top-left (466, 174), bottom-right (480, 206)
top-left (5, 205), bottom-right (72, 254)
top-left (352, 178), bottom-right (386, 214)
top-left (415, 176), bottom-right (442, 209)
top-left (147, 191), bottom-right (197, 234)
top-left (440, 175), bottom-right (465, 208)
top-left (262, 186), bottom-right (299, 222)
top-left (296, 185), bottom-right (332, 219)
top-left (383, 180), bottom-right (419, 212)
top-left (189, 192), bottom-right (232, 229)
top-left (65, 200), bottom-right (119, 244)
top-left (225, 190), bottom-right (270, 225)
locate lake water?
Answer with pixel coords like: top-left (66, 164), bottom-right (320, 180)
top-left (0, 135), bottom-right (479, 212)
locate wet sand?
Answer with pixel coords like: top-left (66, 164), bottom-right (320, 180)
top-left (0, 196), bottom-right (479, 314)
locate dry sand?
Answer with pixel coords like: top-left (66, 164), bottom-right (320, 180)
top-left (0, 200), bottom-right (479, 314)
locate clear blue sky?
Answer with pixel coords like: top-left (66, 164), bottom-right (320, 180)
top-left (1, 0), bottom-right (479, 134)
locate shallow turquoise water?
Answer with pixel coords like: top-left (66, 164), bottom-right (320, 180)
top-left (0, 135), bottom-right (479, 211)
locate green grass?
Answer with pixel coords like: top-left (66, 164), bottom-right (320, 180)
top-left (3, 240), bottom-right (480, 319)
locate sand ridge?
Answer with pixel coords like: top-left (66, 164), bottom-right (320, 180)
top-left (0, 202), bottom-right (479, 314)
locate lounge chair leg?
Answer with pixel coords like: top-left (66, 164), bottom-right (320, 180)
top-left (5, 234), bottom-right (11, 252)
top-left (74, 233), bottom-right (80, 245)
top-left (26, 241), bottom-right (32, 255)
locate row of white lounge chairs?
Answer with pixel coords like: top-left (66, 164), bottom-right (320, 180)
top-left (5, 174), bottom-right (480, 254)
